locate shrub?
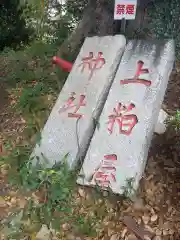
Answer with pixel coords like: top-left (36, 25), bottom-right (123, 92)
top-left (0, 41), bottom-right (68, 91)
top-left (0, 0), bottom-right (34, 50)
top-left (148, 0), bottom-right (180, 59)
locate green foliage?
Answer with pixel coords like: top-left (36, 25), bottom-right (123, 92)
top-left (121, 177), bottom-right (136, 198)
top-left (18, 83), bottom-right (44, 110)
top-left (148, 0), bottom-right (180, 59)
top-left (0, 42), bottom-right (67, 135)
top-left (0, 137), bottom-right (98, 238)
top-left (52, 14), bottom-right (75, 46)
top-left (0, 41), bottom-right (68, 91)
top-left (75, 216), bottom-right (97, 237)
top-left (0, 138), bottom-right (76, 235)
top-left (19, 0), bottom-right (75, 43)
top-left (0, 0), bottom-right (34, 50)
top-left (66, 0), bottom-right (87, 21)
top-left (1, 163), bottom-right (75, 238)
top-left (168, 110), bottom-right (180, 131)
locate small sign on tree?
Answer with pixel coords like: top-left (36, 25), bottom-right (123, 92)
top-left (114, 0), bottom-right (137, 20)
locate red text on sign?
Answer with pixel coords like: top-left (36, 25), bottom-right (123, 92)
top-left (93, 154), bottom-right (117, 188)
top-left (120, 60), bottom-right (151, 86)
top-left (59, 92), bottom-right (86, 118)
top-left (108, 103), bottom-right (138, 135)
top-left (126, 4), bottom-right (135, 15)
top-left (116, 4), bottom-right (125, 15)
top-left (116, 4), bottom-right (135, 15)
top-left (78, 52), bottom-right (105, 80)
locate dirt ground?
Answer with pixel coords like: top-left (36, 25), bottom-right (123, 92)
top-left (0, 70), bottom-right (180, 240)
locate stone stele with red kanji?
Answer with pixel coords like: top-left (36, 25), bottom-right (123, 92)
top-left (31, 35), bottom-right (126, 167)
top-left (77, 39), bottom-right (175, 195)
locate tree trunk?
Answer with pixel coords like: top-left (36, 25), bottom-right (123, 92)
top-left (57, 0), bottom-right (116, 58)
top-left (95, 0), bottom-right (114, 36)
top-left (58, 0), bottom-right (96, 57)
top-left (57, 0), bottom-right (156, 58)
top-left (126, 0), bottom-right (154, 37)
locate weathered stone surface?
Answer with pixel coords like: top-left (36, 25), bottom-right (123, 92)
top-left (31, 35), bottom-right (126, 167)
top-left (154, 109), bottom-right (168, 134)
top-left (77, 39), bottom-right (174, 194)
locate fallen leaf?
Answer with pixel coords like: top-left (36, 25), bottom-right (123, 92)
top-left (10, 197), bottom-right (17, 206)
top-left (78, 188), bottom-right (86, 198)
top-left (155, 229), bottom-right (162, 236)
top-left (150, 214), bottom-right (158, 222)
top-left (62, 223), bottom-right (71, 231)
top-left (121, 228), bottom-right (128, 238)
top-left (123, 216), bottom-right (155, 240)
top-left (31, 232), bottom-right (37, 240)
top-left (18, 198), bottom-right (27, 209)
top-left (110, 233), bottom-right (120, 240)
top-left (142, 215), bottom-right (150, 225)
top-left (153, 237), bottom-right (162, 240)
top-left (0, 196), bottom-right (6, 208)
top-left (126, 234), bottom-right (138, 240)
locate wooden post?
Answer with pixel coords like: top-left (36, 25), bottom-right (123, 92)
top-left (121, 18), bottom-right (126, 33)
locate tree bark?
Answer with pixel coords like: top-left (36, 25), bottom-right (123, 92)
top-left (95, 0), bottom-right (114, 36)
top-left (58, 0), bottom-right (96, 57)
top-left (126, 0), bottom-right (154, 37)
top-left (57, 0), bottom-right (116, 58)
top-left (57, 0), bottom-right (157, 58)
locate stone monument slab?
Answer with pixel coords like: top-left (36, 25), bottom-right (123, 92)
top-left (77, 39), bottom-right (175, 194)
top-left (31, 35), bottom-right (126, 167)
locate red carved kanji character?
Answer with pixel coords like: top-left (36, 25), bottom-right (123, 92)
top-left (58, 92), bottom-right (75, 113)
top-left (59, 92), bottom-right (86, 118)
top-left (108, 103), bottom-right (138, 135)
top-left (78, 52), bottom-right (105, 80)
top-left (93, 154), bottom-right (117, 188)
top-left (94, 172), bottom-right (112, 188)
top-left (104, 154), bottom-right (117, 161)
top-left (120, 60), bottom-right (151, 86)
top-left (126, 4), bottom-right (135, 15)
top-left (116, 4), bottom-right (125, 15)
